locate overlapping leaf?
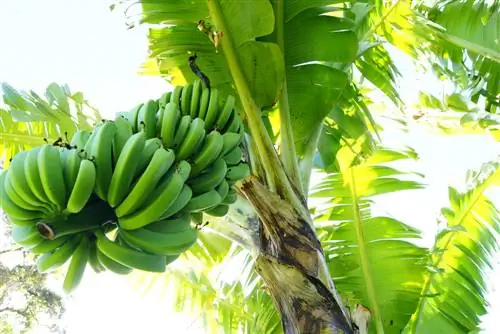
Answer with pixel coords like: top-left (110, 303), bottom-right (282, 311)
top-left (0, 83), bottom-right (100, 166)
top-left (406, 162), bottom-right (500, 333)
top-left (311, 148), bottom-right (428, 333)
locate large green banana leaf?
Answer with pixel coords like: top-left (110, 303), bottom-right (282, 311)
top-left (405, 162), bottom-right (500, 333)
top-left (134, 0), bottom-right (377, 163)
top-left (0, 83), bottom-right (101, 166)
top-left (311, 148), bottom-right (428, 333)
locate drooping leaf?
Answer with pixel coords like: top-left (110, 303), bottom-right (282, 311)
top-left (311, 148), bottom-right (427, 333)
top-left (406, 162), bottom-right (500, 333)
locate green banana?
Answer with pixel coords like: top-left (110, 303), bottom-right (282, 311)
top-left (136, 138), bottom-right (163, 177)
top-left (190, 130), bottom-right (224, 176)
top-left (176, 118), bottom-right (206, 161)
top-left (146, 215), bottom-right (192, 233)
top-left (127, 103), bottom-right (143, 132)
top-left (159, 185), bottom-right (193, 219)
top-left (222, 189), bottom-right (238, 205)
top-left (63, 236), bottom-right (90, 293)
top-left (169, 85), bottom-right (183, 105)
top-left (158, 91), bottom-right (172, 109)
top-left (61, 148), bottom-right (82, 196)
top-left (177, 160), bottom-right (192, 182)
top-left (226, 163), bottom-right (251, 181)
top-left (3, 171), bottom-right (48, 212)
top-left (96, 247), bottom-right (132, 275)
top-left (38, 145), bottom-right (67, 210)
top-left (188, 158), bottom-right (227, 194)
top-left (11, 224), bottom-right (43, 247)
top-left (1, 172), bottom-right (43, 220)
top-left (190, 80), bottom-right (202, 118)
top-left (107, 131), bottom-right (147, 207)
top-left (223, 146), bottom-right (243, 166)
top-left (173, 115), bottom-right (192, 149)
top-left (225, 110), bottom-right (242, 133)
top-left (119, 226), bottom-right (198, 255)
top-left (24, 147), bottom-right (54, 207)
top-left (183, 189), bottom-right (222, 212)
top-left (216, 95), bottom-right (235, 130)
top-left (66, 159), bottom-right (97, 213)
top-left (204, 88), bottom-right (220, 129)
top-left (215, 179), bottom-right (229, 200)
top-left (87, 121), bottom-right (117, 200)
top-left (221, 132), bottom-right (243, 156)
top-left (7, 216), bottom-right (39, 227)
top-left (36, 236), bottom-right (80, 273)
top-left (160, 102), bottom-right (180, 149)
top-left (88, 239), bottom-right (106, 273)
top-left (190, 212), bottom-right (203, 225)
top-left (9, 150), bottom-right (51, 209)
top-left (137, 99), bottom-right (159, 138)
top-left (30, 236), bottom-right (71, 254)
top-left (180, 83), bottom-right (193, 115)
top-left (118, 166), bottom-right (185, 230)
top-left (115, 147), bottom-right (175, 218)
top-left (69, 130), bottom-right (91, 150)
top-left (205, 204), bottom-right (229, 217)
top-left (112, 116), bottom-right (134, 163)
top-left (95, 230), bottom-right (166, 273)
top-left (198, 87), bottom-right (210, 119)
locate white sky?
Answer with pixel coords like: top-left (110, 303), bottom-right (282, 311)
top-left (0, 0), bottom-right (499, 333)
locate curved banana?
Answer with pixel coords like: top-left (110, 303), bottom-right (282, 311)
top-left (118, 166), bottom-right (185, 230)
top-left (0, 171), bottom-right (44, 220)
top-left (115, 147), bottom-right (175, 218)
top-left (215, 179), bottom-right (229, 200)
top-left (113, 116), bottom-right (134, 163)
top-left (158, 91), bottom-right (172, 109)
top-left (221, 132), bottom-right (243, 156)
top-left (205, 204), bottom-right (229, 217)
top-left (95, 230), bottom-right (166, 273)
top-left (87, 121), bottom-right (117, 200)
top-left (190, 130), bottom-right (224, 176)
top-left (24, 147), bottom-right (54, 207)
top-left (61, 148), bottom-right (82, 196)
top-left (3, 171), bottom-right (48, 213)
top-left (36, 236), bottom-right (80, 273)
top-left (119, 226), bottom-right (198, 255)
top-left (30, 236), bottom-right (71, 254)
top-left (204, 88), bottom-right (220, 129)
top-left (216, 95), bottom-right (235, 130)
top-left (11, 224), bottom-right (44, 247)
top-left (136, 138), bottom-right (163, 177)
top-left (137, 99), bottom-right (159, 138)
top-left (66, 159), bottom-right (97, 213)
top-left (224, 110), bottom-right (242, 133)
top-left (183, 189), bottom-right (222, 212)
top-left (159, 185), bottom-right (193, 219)
top-left (160, 102), bottom-right (180, 149)
top-left (107, 131), bottom-right (147, 207)
top-left (146, 214), bottom-right (192, 233)
top-left (88, 239), bottom-right (106, 273)
top-left (69, 130), bottom-right (91, 150)
top-left (38, 145), bottom-right (67, 210)
top-left (9, 150), bottom-right (52, 209)
top-left (223, 146), bottom-right (243, 166)
top-left (190, 80), bottom-right (202, 118)
top-left (127, 103), bottom-right (143, 132)
top-left (173, 115), bottom-right (192, 149)
top-left (226, 163), bottom-right (251, 181)
top-left (180, 83), bottom-right (193, 115)
top-left (176, 118), bottom-right (206, 161)
top-left (222, 189), bottom-right (238, 205)
top-left (177, 160), bottom-right (192, 182)
top-left (96, 247), bottom-right (132, 275)
top-left (169, 85), bottom-right (183, 105)
top-left (63, 236), bottom-right (90, 293)
top-left (188, 158), bottom-right (227, 194)
top-left (198, 87), bottom-right (210, 119)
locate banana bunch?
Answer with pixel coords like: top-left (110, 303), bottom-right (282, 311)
top-left (1, 81), bottom-right (251, 293)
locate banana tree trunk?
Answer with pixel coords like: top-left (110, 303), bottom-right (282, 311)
top-left (215, 176), bottom-right (354, 333)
